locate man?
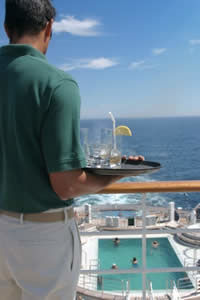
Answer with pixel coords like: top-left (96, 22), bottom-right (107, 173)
top-left (0, 1), bottom-right (144, 299)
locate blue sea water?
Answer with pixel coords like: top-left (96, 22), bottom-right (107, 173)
top-left (77, 117), bottom-right (200, 210)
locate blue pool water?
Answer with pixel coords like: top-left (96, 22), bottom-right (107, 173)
top-left (98, 238), bottom-right (193, 291)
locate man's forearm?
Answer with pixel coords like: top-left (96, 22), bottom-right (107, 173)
top-left (71, 170), bottom-right (122, 197)
top-left (49, 169), bottom-right (122, 200)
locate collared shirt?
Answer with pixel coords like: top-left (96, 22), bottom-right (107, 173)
top-left (0, 44), bottom-right (86, 213)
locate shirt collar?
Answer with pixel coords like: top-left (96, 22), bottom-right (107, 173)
top-left (0, 44), bottom-right (46, 61)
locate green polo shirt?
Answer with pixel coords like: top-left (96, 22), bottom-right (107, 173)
top-left (0, 44), bottom-right (86, 213)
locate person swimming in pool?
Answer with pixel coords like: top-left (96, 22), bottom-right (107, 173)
top-left (131, 257), bottom-right (138, 265)
top-left (113, 237), bottom-right (120, 246)
top-left (152, 240), bottom-right (159, 248)
top-left (111, 263), bottom-right (118, 269)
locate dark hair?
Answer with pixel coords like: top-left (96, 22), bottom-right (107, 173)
top-left (5, 0), bottom-right (56, 37)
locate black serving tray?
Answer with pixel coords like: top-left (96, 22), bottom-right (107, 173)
top-left (84, 159), bottom-right (161, 176)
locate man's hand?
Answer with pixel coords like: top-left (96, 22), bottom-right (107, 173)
top-left (122, 155), bottom-right (145, 161)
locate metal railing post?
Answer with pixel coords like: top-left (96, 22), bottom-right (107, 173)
top-left (142, 193), bottom-right (147, 300)
top-left (121, 279), bottom-right (124, 296)
top-left (125, 280), bottom-right (130, 299)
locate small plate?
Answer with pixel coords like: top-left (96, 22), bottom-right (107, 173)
top-left (84, 159), bottom-right (161, 176)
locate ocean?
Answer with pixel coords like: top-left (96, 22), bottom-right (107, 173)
top-left (77, 116), bottom-right (200, 210)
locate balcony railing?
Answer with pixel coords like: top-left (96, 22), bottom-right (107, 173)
top-left (99, 180), bottom-right (200, 194)
top-left (78, 180), bottom-right (200, 300)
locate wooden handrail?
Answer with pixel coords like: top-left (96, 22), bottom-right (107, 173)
top-left (98, 180), bottom-right (200, 194)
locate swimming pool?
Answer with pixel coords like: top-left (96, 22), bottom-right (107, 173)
top-left (98, 237), bottom-right (193, 291)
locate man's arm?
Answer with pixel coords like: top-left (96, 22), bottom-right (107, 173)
top-left (49, 169), bottom-right (121, 200)
top-left (49, 155), bottom-right (145, 200)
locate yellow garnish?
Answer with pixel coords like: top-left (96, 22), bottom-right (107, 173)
top-left (115, 125), bottom-right (132, 136)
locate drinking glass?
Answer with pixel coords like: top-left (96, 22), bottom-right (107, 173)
top-left (108, 112), bottom-right (122, 168)
top-left (90, 128), bottom-right (113, 167)
top-left (110, 148), bottom-right (121, 168)
top-left (80, 128), bottom-right (113, 167)
top-left (109, 134), bottom-right (122, 168)
top-left (89, 143), bottom-right (112, 168)
top-left (80, 128), bottom-right (91, 164)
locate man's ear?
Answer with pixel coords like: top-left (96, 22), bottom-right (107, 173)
top-left (44, 19), bottom-right (53, 41)
top-left (4, 23), bottom-right (11, 39)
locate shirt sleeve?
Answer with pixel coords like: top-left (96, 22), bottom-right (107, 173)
top-left (41, 79), bottom-right (87, 172)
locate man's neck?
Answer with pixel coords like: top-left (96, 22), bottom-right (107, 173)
top-left (10, 35), bottom-right (45, 54)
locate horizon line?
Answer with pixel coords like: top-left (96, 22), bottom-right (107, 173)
top-left (80, 115), bottom-right (200, 121)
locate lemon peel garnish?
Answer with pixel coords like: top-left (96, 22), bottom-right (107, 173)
top-left (115, 125), bottom-right (132, 136)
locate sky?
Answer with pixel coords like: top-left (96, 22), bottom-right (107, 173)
top-left (1, 0), bottom-right (200, 119)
